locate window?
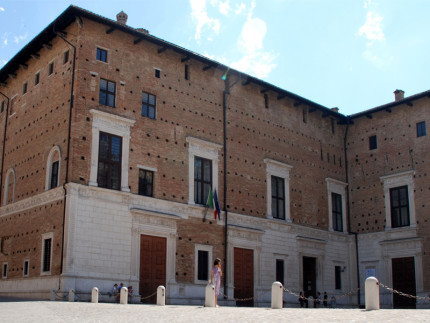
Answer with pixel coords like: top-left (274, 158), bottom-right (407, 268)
top-left (2, 263), bottom-right (7, 278)
top-left (63, 50), bottom-right (69, 64)
top-left (23, 82), bottom-right (28, 94)
top-left (97, 132), bottom-right (122, 190)
top-left (0, 101), bottom-right (4, 113)
top-left (155, 69), bottom-right (160, 78)
top-left (23, 260), bottom-right (29, 277)
top-left (332, 193), bottom-right (343, 232)
top-left (141, 92), bottom-right (156, 119)
top-left (48, 62), bottom-right (54, 75)
top-left (335, 266), bottom-right (342, 290)
top-left (276, 259), bottom-right (284, 285)
top-left (197, 250), bottom-right (209, 281)
top-left (390, 186), bottom-right (410, 228)
top-left (42, 237), bottom-right (52, 273)
top-left (417, 121), bottom-right (426, 137)
top-left (264, 93), bottom-right (269, 109)
top-left (138, 169), bottom-right (153, 197)
top-left (194, 157), bottom-right (212, 205)
top-left (96, 48), bottom-right (107, 62)
top-left (4, 168), bottom-right (15, 205)
top-left (99, 79), bottom-right (116, 107)
top-left (50, 161), bottom-right (59, 189)
top-left (185, 64), bottom-right (189, 80)
top-left (369, 135), bottom-right (377, 150)
top-left (271, 176), bottom-right (285, 220)
top-left (35, 72), bottom-right (40, 85)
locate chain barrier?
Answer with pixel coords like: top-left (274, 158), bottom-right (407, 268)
top-left (283, 286), bottom-right (361, 303)
top-left (53, 291), bottom-right (68, 300)
top-left (140, 290), bottom-right (158, 301)
top-left (379, 282), bottom-right (430, 302)
top-left (220, 288), bottom-right (271, 302)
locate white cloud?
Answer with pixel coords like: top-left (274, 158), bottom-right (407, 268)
top-left (359, 12), bottom-right (384, 41)
top-left (13, 33), bottom-right (28, 44)
top-left (190, 0), bottom-right (220, 40)
top-left (238, 16), bottom-right (266, 52)
top-left (231, 51), bottom-right (277, 79)
top-left (0, 59), bottom-right (6, 67)
top-left (210, 0), bottom-right (231, 15)
top-left (364, 0), bottom-right (372, 9)
top-left (234, 3), bottom-right (246, 14)
top-left (3, 38), bottom-right (7, 46)
top-left (0, 7), bottom-right (5, 12)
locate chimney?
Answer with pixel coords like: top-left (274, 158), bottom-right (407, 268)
top-left (331, 107), bottom-right (339, 113)
top-left (116, 11), bottom-right (128, 25)
top-left (394, 89), bottom-right (404, 102)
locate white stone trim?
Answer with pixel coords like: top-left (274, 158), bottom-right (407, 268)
top-left (380, 170), bottom-right (416, 230)
top-left (3, 168), bottom-right (16, 206)
top-left (89, 109), bottom-right (135, 192)
top-left (41, 232), bottom-right (54, 276)
top-left (137, 165), bottom-right (157, 172)
top-left (194, 244), bottom-right (213, 284)
top-left (264, 158), bottom-right (293, 222)
top-left (326, 178), bottom-right (347, 233)
top-left (45, 145), bottom-right (62, 191)
top-left (186, 137), bottom-right (222, 205)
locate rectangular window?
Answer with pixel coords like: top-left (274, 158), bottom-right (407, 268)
top-left (48, 62), bottom-right (54, 75)
top-left (138, 169), bottom-right (153, 197)
top-left (96, 48), bottom-right (107, 62)
top-left (63, 50), bottom-right (69, 64)
top-left (271, 176), bottom-right (285, 220)
top-left (369, 135), bottom-right (377, 150)
top-left (23, 260), bottom-right (29, 277)
top-left (35, 72), bottom-right (40, 85)
top-left (390, 186), bottom-right (410, 228)
top-left (50, 161), bottom-right (59, 189)
top-left (141, 92), bottom-right (156, 119)
top-left (42, 238), bottom-right (52, 272)
top-left (155, 69), bottom-right (161, 78)
top-left (185, 64), bottom-right (189, 80)
top-left (332, 192), bottom-right (343, 232)
top-left (9, 97), bottom-right (15, 115)
top-left (2, 263), bottom-right (7, 278)
top-left (99, 79), bottom-right (116, 107)
top-left (194, 157), bottom-right (212, 205)
top-left (97, 132), bottom-right (122, 190)
top-left (264, 93), bottom-right (269, 109)
top-left (417, 121), bottom-right (426, 137)
top-left (197, 250), bottom-right (209, 281)
top-left (335, 266), bottom-right (342, 290)
top-left (23, 82), bottom-right (28, 94)
top-left (276, 259), bottom-right (284, 285)
top-left (0, 101), bottom-right (4, 113)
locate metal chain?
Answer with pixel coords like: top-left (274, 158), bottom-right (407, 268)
top-left (53, 291), bottom-right (67, 300)
top-left (140, 290), bottom-right (158, 300)
top-left (220, 289), bottom-right (271, 302)
top-left (283, 286), bottom-right (361, 303)
top-left (379, 282), bottom-right (430, 301)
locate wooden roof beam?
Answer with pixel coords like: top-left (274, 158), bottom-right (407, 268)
top-left (31, 53), bottom-right (40, 60)
top-left (277, 93), bottom-right (287, 100)
top-left (134, 37), bottom-right (144, 44)
top-left (42, 43), bottom-right (52, 50)
top-left (242, 78), bottom-right (251, 86)
top-left (181, 56), bottom-right (190, 63)
top-left (106, 26), bottom-right (115, 34)
top-left (157, 47), bottom-right (167, 54)
top-left (202, 65), bottom-right (212, 71)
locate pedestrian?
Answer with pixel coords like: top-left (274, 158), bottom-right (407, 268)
top-left (298, 291), bottom-right (305, 308)
top-left (210, 258), bottom-right (222, 307)
top-left (323, 291), bottom-right (328, 307)
top-left (108, 283), bottom-right (118, 297)
top-left (314, 292), bottom-right (321, 308)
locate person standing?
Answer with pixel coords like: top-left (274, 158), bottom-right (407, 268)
top-left (210, 258), bottom-right (223, 307)
top-left (323, 291), bottom-right (328, 308)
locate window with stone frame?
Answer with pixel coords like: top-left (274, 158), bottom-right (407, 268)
top-left (194, 244), bottom-right (212, 283)
top-left (194, 157), bottom-right (212, 205)
top-left (50, 161), bottom-right (59, 189)
top-left (390, 186), bottom-right (410, 228)
top-left (42, 237), bottom-right (52, 273)
top-left (99, 79), bottom-right (116, 107)
top-left (138, 169), bottom-right (153, 197)
top-left (271, 176), bottom-right (285, 220)
top-left (96, 48), bottom-right (107, 62)
top-left (141, 92), bottom-right (156, 119)
top-left (97, 132), bottom-right (122, 190)
top-left (332, 192), bottom-right (343, 232)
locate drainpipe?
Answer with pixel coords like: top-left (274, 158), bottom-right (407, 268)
top-left (0, 91), bottom-right (10, 205)
top-left (344, 117), bottom-right (361, 306)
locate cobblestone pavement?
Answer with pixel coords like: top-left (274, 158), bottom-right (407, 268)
top-left (1, 301), bottom-right (430, 323)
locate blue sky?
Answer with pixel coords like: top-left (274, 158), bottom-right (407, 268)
top-left (1, 0), bottom-right (429, 115)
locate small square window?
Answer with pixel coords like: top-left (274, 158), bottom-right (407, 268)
top-left (35, 72), bottom-right (40, 85)
top-left (142, 92), bottom-right (156, 119)
top-left (96, 48), bottom-right (107, 62)
top-left (369, 135), bottom-right (377, 150)
top-left (417, 121), bottom-right (426, 137)
top-left (48, 62), bottom-right (54, 75)
top-left (23, 82), bottom-right (28, 94)
top-left (63, 50), bottom-right (69, 64)
top-left (155, 69), bottom-right (160, 78)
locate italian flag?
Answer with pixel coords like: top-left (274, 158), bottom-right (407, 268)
top-left (206, 189), bottom-right (221, 220)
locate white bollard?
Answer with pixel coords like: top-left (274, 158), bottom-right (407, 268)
top-left (365, 276), bottom-right (380, 310)
top-left (91, 287), bottom-right (99, 303)
top-left (68, 289), bottom-right (75, 302)
top-left (271, 281), bottom-right (283, 309)
top-left (157, 286), bottom-right (166, 306)
top-left (205, 284), bottom-right (216, 307)
top-left (120, 287), bottom-right (128, 304)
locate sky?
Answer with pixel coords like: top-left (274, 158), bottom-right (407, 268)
top-left (1, 0), bottom-right (430, 115)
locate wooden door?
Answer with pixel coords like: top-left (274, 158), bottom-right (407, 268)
top-left (140, 235), bottom-right (166, 304)
top-left (392, 257), bottom-right (416, 309)
top-left (234, 247), bottom-right (254, 307)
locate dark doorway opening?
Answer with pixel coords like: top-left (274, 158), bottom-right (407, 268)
top-left (303, 256), bottom-right (317, 302)
top-left (392, 257), bottom-right (416, 309)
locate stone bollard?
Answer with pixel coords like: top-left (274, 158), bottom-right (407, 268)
top-left (271, 281), bottom-right (283, 309)
top-left (157, 286), bottom-right (166, 306)
top-left (205, 284), bottom-right (216, 307)
top-left (120, 287), bottom-right (128, 304)
top-left (365, 276), bottom-right (380, 310)
top-left (68, 289), bottom-right (75, 302)
top-left (91, 287), bottom-right (99, 303)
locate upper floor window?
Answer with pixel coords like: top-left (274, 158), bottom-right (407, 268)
top-left (138, 169), bottom-right (153, 197)
top-left (4, 168), bottom-right (15, 206)
top-left (45, 146), bottom-right (61, 190)
top-left (63, 50), bottom-right (69, 64)
top-left (185, 64), bottom-right (189, 80)
top-left (0, 101), bottom-right (4, 113)
top-left (417, 121), bottom-right (426, 137)
top-left (326, 178), bottom-right (347, 233)
top-left (390, 186), bottom-right (410, 228)
top-left (332, 192), bottom-right (343, 232)
top-left (97, 132), bottom-right (122, 190)
top-left (96, 48), bottom-right (107, 62)
top-left (23, 82), bottom-right (28, 94)
top-left (35, 72), bottom-right (40, 85)
top-left (50, 161), bottom-right (59, 189)
top-left (369, 135), bottom-right (377, 150)
top-left (271, 176), bottom-right (285, 220)
top-left (154, 68), bottom-right (161, 78)
top-left (48, 62), bottom-right (54, 76)
top-left (194, 156), bottom-right (212, 205)
top-left (264, 93), bottom-right (269, 109)
top-left (142, 92), bottom-right (156, 119)
top-left (99, 79), bottom-right (116, 107)
top-left (42, 235), bottom-right (52, 274)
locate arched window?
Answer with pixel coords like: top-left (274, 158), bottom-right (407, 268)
top-left (45, 146), bottom-right (61, 190)
top-left (4, 168), bottom-right (16, 205)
